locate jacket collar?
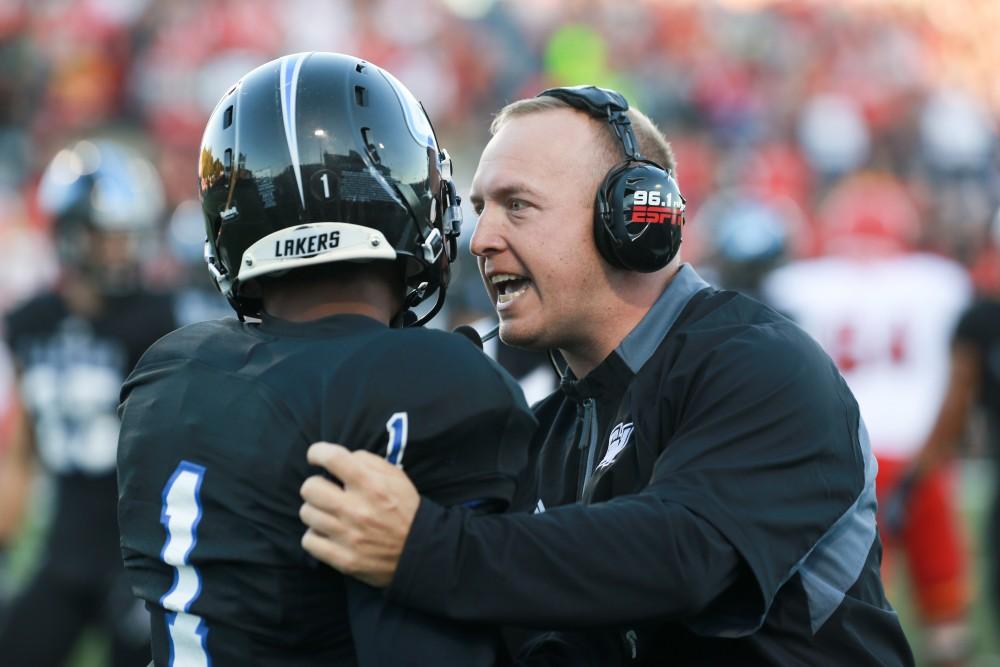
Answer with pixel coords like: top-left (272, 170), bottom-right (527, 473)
top-left (617, 263), bottom-right (711, 374)
top-left (558, 264), bottom-right (712, 400)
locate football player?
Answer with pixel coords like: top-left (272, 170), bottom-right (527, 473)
top-left (886, 215), bottom-right (1000, 654)
top-left (117, 52), bottom-right (536, 666)
top-left (0, 139), bottom-right (176, 666)
top-left (764, 172), bottom-right (973, 666)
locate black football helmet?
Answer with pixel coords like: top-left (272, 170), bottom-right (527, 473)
top-left (198, 52), bottom-right (462, 322)
top-left (38, 139), bottom-right (165, 293)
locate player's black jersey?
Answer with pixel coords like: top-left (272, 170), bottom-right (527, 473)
top-left (117, 313), bottom-right (536, 666)
top-left (3, 289), bottom-right (176, 580)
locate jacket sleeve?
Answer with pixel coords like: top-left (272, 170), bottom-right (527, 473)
top-left (348, 578), bottom-right (623, 667)
top-left (346, 577), bottom-right (504, 667)
top-left (388, 492), bottom-right (743, 628)
top-left (387, 327), bottom-right (868, 635)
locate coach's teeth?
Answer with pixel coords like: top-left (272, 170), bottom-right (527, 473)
top-left (490, 273), bottom-right (525, 286)
top-left (491, 273), bottom-right (529, 298)
top-left (496, 279), bottom-right (530, 304)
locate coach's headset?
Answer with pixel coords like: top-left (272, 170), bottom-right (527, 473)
top-left (456, 87), bottom-right (688, 350)
top-left (537, 85), bottom-right (686, 272)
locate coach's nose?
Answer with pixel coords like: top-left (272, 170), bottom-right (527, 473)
top-left (470, 205), bottom-right (508, 259)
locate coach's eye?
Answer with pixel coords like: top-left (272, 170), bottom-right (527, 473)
top-left (508, 199), bottom-right (526, 212)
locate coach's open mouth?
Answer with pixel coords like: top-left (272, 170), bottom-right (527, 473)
top-left (491, 273), bottom-right (532, 305)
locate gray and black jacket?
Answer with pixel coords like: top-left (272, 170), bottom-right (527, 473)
top-left (390, 265), bottom-right (914, 666)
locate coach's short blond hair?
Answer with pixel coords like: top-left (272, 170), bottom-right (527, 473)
top-left (490, 95), bottom-right (676, 175)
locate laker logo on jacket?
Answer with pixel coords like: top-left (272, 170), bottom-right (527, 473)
top-left (596, 421), bottom-right (634, 471)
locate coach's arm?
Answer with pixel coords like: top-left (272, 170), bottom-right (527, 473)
top-left (302, 441), bottom-right (748, 626)
top-left (301, 330), bottom-right (864, 630)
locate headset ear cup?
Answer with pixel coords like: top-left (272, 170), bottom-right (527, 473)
top-left (598, 161), bottom-right (684, 272)
top-left (595, 162), bottom-right (648, 271)
top-left (540, 86), bottom-right (685, 272)
top-left (593, 177), bottom-right (626, 269)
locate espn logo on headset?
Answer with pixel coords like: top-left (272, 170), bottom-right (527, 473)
top-left (629, 189), bottom-right (684, 224)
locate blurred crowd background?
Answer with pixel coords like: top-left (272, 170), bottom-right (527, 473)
top-left (1, 0), bottom-right (999, 664)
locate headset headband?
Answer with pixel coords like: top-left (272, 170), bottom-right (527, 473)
top-left (538, 85), bottom-right (639, 160)
top-left (537, 85), bottom-right (684, 273)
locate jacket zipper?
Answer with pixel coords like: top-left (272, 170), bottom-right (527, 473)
top-left (577, 398), bottom-right (598, 501)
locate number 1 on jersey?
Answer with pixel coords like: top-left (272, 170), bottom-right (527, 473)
top-left (385, 412), bottom-right (408, 468)
top-left (160, 461), bottom-right (209, 667)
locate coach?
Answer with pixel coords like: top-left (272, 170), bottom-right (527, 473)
top-left (299, 87), bottom-right (914, 665)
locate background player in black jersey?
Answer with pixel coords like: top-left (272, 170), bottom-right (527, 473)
top-left (117, 52), bottom-right (537, 667)
top-left (0, 139), bottom-right (177, 666)
top-left (300, 87), bottom-right (915, 665)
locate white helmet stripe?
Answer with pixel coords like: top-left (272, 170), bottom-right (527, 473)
top-left (279, 53), bottom-right (309, 209)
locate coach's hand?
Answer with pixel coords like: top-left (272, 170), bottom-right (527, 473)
top-left (300, 442), bottom-right (419, 588)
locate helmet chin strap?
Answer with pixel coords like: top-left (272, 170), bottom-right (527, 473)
top-left (391, 308), bottom-right (417, 328)
top-left (394, 282), bottom-right (447, 328)
top-left (417, 284), bottom-right (447, 325)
